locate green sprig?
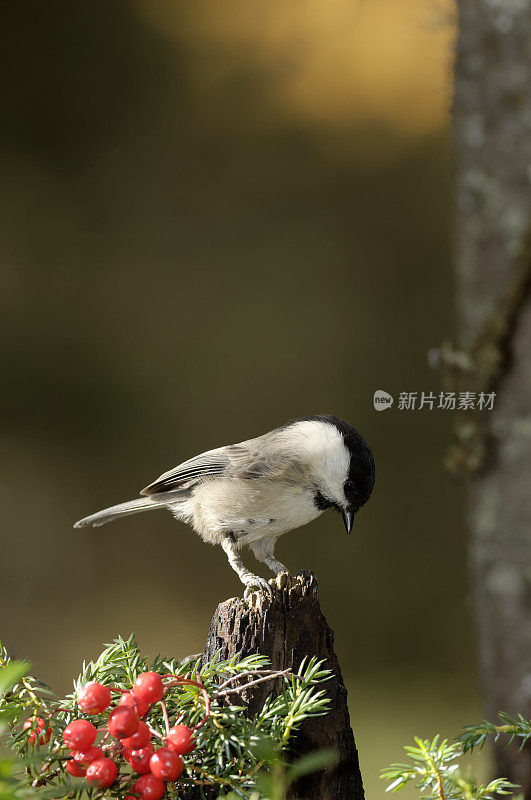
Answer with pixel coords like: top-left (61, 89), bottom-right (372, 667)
top-left (457, 714), bottom-right (531, 754)
top-left (381, 719), bottom-right (526, 800)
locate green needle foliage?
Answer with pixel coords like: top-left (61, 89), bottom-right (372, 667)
top-left (457, 714), bottom-right (531, 755)
top-left (0, 636), bottom-right (333, 799)
top-left (381, 735), bottom-right (516, 800)
top-left (0, 654), bottom-right (55, 800)
top-left (381, 714), bottom-right (531, 800)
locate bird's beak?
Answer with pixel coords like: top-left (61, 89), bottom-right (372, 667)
top-left (342, 508), bottom-right (355, 534)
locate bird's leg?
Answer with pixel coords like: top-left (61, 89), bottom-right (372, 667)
top-left (263, 554), bottom-right (289, 575)
top-left (250, 539), bottom-right (289, 576)
top-left (221, 534), bottom-right (273, 598)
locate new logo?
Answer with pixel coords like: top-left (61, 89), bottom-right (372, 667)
top-left (373, 390), bottom-right (394, 411)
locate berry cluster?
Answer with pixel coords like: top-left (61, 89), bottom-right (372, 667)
top-left (25, 671), bottom-right (204, 799)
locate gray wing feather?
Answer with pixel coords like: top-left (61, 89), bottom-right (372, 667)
top-left (140, 435), bottom-right (295, 496)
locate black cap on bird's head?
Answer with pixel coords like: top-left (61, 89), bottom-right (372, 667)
top-left (304, 414), bottom-right (375, 534)
top-left (342, 429), bottom-right (375, 533)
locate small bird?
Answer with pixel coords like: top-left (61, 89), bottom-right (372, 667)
top-left (75, 415), bottom-right (375, 596)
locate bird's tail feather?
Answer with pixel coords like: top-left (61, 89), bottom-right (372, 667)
top-left (74, 498), bottom-right (160, 529)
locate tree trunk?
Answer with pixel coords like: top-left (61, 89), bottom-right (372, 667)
top-left (201, 571), bottom-right (364, 800)
top-left (453, 1), bottom-right (531, 794)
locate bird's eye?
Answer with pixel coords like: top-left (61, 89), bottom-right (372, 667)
top-left (344, 480), bottom-right (354, 495)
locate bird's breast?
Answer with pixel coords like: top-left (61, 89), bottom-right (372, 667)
top-left (187, 478), bottom-right (323, 543)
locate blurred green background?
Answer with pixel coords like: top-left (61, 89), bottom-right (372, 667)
top-left (0, 0), bottom-right (488, 795)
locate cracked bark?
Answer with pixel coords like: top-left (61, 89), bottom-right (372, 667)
top-left (200, 572), bottom-right (364, 800)
top-left (454, 1), bottom-right (531, 794)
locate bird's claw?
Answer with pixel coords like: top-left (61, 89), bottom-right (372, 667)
top-left (243, 574), bottom-right (273, 601)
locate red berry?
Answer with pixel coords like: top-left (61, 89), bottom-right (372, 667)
top-left (73, 746), bottom-right (104, 765)
top-left (63, 719), bottom-right (97, 751)
top-left (121, 720), bottom-right (151, 749)
top-left (66, 759), bottom-right (86, 777)
top-left (133, 774), bottom-right (166, 800)
top-left (108, 706), bottom-right (139, 738)
top-left (133, 672), bottom-right (163, 705)
top-left (77, 682), bottom-right (111, 714)
top-left (149, 748), bottom-right (183, 781)
top-left (23, 717), bottom-right (44, 732)
top-left (125, 745), bottom-right (154, 774)
top-left (23, 717), bottom-right (52, 746)
top-left (120, 691), bottom-right (150, 718)
top-left (165, 724), bottom-right (195, 755)
top-left (86, 757), bottom-right (118, 788)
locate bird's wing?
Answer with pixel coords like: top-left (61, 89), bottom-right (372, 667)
top-left (140, 435), bottom-right (298, 496)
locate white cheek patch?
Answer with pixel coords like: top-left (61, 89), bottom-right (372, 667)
top-left (282, 420), bottom-right (350, 505)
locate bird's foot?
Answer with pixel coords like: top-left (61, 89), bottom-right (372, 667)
top-left (242, 573), bottom-right (273, 601)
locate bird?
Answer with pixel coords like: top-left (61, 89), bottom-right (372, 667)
top-left (74, 414), bottom-right (375, 597)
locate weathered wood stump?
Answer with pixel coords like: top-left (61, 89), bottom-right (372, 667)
top-left (202, 571), bottom-right (364, 800)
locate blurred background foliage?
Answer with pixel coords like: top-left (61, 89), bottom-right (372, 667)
top-left (0, 0), bottom-right (487, 796)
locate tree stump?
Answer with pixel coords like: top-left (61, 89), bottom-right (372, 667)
top-left (202, 571), bottom-right (364, 800)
